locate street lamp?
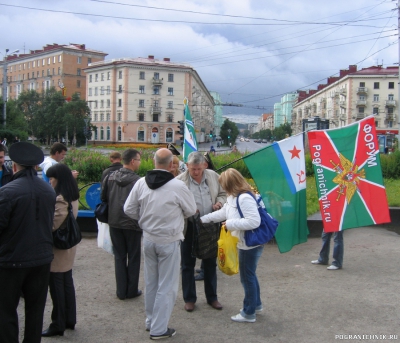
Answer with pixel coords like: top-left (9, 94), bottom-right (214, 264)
top-left (2, 48), bottom-right (19, 128)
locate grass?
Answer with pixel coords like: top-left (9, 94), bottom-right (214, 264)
top-left (383, 178), bottom-right (400, 207)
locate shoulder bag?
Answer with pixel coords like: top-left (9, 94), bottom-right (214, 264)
top-left (191, 213), bottom-right (219, 259)
top-left (236, 192), bottom-right (279, 246)
top-left (95, 173), bottom-right (110, 223)
top-left (53, 202), bottom-right (82, 250)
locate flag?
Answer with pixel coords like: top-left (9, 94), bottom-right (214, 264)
top-left (307, 116), bottom-right (390, 232)
top-left (243, 135), bottom-right (308, 253)
top-left (183, 100), bottom-right (198, 162)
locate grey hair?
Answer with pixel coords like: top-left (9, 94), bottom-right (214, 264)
top-left (187, 151), bottom-right (206, 165)
top-left (154, 150), bottom-right (173, 166)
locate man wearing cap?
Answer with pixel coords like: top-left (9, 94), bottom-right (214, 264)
top-left (0, 144), bottom-right (13, 187)
top-left (0, 142), bottom-right (56, 343)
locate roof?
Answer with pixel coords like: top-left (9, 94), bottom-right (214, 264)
top-left (350, 66), bottom-right (398, 76)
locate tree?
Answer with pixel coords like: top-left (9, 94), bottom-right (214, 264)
top-left (220, 119), bottom-right (239, 145)
top-left (16, 90), bottom-right (42, 141)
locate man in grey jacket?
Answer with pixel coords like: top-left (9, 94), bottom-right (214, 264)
top-left (177, 152), bottom-right (227, 312)
top-left (124, 148), bottom-right (196, 340)
top-left (101, 148), bottom-right (142, 300)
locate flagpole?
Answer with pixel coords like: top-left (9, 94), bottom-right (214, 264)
top-left (398, 0), bottom-right (400, 147)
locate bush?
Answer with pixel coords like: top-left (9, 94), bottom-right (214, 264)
top-left (380, 150), bottom-right (400, 179)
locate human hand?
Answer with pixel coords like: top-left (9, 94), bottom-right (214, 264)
top-left (212, 202), bottom-right (222, 211)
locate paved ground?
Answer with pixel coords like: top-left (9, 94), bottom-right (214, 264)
top-left (16, 225), bottom-right (400, 343)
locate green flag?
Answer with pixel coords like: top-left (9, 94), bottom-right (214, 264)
top-left (243, 135), bottom-right (308, 253)
top-left (183, 102), bottom-right (198, 162)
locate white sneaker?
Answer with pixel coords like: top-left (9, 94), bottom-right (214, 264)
top-left (327, 265), bottom-right (340, 270)
top-left (240, 307), bottom-right (263, 314)
top-left (231, 313), bottom-right (256, 323)
top-left (311, 260), bottom-right (322, 264)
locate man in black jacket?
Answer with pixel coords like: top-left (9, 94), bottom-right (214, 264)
top-left (101, 149), bottom-right (142, 300)
top-left (0, 144), bottom-right (13, 187)
top-left (0, 142), bottom-right (56, 343)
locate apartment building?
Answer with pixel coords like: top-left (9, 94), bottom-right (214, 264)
top-left (210, 91), bottom-right (224, 136)
top-left (292, 65), bottom-right (399, 139)
top-left (273, 92), bottom-right (298, 128)
top-left (257, 113), bottom-right (274, 132)
top-left (84, 56), bottom-right (214, 144)
top-left (0, 43), bottom-right (107, 100)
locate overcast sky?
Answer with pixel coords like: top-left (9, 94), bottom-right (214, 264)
top-left (0, 0), bottom-right (397, 122)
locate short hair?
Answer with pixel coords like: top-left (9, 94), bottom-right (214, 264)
top-left (0, 144), bottom-right (6, 154)
top-left (187, 151), bottom-right (206, 165)
top-left (50, 142), bottom-right (67, 156)
top-left (109, 151), bottom-right (121, 160)
top-left (218, 168), bottom-right (253, 197)
top-left (46, 163), bottom-right (80, 202)
top-left (122, 149), bottom-right (140, 165)
top-left (154, 150), bottom-right (173, 167)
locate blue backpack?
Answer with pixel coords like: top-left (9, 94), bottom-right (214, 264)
top-left (236, 192), bottom-right (279, 246)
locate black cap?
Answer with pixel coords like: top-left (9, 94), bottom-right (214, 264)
top-left (203, 152), bottom-right (216, 171)
top-left (9, 142), bottom-right (44, 166)
top-left (167, 143), bottom-right (180, 156)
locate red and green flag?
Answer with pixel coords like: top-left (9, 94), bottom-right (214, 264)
top-left (307, 116), bottom-right (390, 232)
top-left (243, 135), bottom-right (309, 253)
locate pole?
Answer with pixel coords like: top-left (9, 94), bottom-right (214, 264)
top-left (2, 49), bottom-right (8, 127)
top-left (398, 1), bottom-right (400, 147)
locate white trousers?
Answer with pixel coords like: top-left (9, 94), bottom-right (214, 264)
top-left (143, 239), bottom-right (181, 336)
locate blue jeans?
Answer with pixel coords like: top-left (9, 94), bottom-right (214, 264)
top-left (239, 245), bottom-right (264, 319)
top-left (318, 231), bottom-right (344, 268)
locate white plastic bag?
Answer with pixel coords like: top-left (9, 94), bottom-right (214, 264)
top-left (97, 220), bottom-right (114, 255)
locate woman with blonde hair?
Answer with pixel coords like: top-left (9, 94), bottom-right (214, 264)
top-left (200, 168), bottom-right (263, 323)
top-left (170, 155), bottom-right (181, 177)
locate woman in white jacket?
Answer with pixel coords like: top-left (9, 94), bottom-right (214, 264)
top-left (201, 168), bottom-right (263, 323)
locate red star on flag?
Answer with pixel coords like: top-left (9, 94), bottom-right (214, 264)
top-left (288, 145), bottom-right (301, 159)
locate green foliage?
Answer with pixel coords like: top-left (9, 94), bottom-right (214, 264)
top-left (220, 119), bottom-right (239, 145)
top-left (383, 178), bottom-right (400, 207)
top-left (211, 152), bottom-right (251, 178)
top-left (305, 152), bottom-right (314, 176)
top-left (380, 150), bottom-right (400, 179)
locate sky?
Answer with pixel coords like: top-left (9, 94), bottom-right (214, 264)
top-left (0, 0), bottom-right (398, 123)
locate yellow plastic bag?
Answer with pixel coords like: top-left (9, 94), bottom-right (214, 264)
top-left (217, 225), bottom-right (239, 275)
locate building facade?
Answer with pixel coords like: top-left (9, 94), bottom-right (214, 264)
top-left (210, 91), bottom-right (224, 137)
top-left (84, 56), bottom-right (214, 144)
top-left (0, 43), bottom-right (107, 100)
top-left (292, 65), bottom-right (399, 139)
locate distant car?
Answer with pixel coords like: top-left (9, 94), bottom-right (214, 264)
top-left (240, 138), bottom-right (244, 142)
top-left (262, 139), bottom-right (267, 143)
top-left (245, 138), bottom-right (250, 142)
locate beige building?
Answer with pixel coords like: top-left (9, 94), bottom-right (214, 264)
top-left (256, 113), bottom-right (273, 132)
top-left (84, 56), bottom-right (214, 144)
top-left (0, 43), bottom-right (107, 100)
top-left (292, 65), bottom-right (399, 137)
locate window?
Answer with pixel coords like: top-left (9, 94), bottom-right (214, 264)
top-left (89, 75), bottom-right (92, 83)
top-left (52, 68), bottom-right (55, 75)
top-left (168, 74), bottom-right (174, 82)
top-left (388, 94), bottom-right (394, 100)
top-left (374, 82), bottom-right (379, 89)
top-left (166, 128), bottom-right (173, 142)
top-left (94, 127), bottom-right (98, 140)
top-left (168, 87), bottom-right (173, 95)
top-left (53, 56), bottom-right (56, 64)
top-left (139, 99), bottom-right (145, 107)
top-left (100, 127), bottom-right (104, 140)
top-left (358, 107), bottom-right (365, 114)
top-left (94, 87), bottom-right (98, 96)
top-left (94, 113), bottom-right (98, 121)
top-left (58, 55), bottom-right (62, 62)
top-left (138, 127), bottom-right (144, 142)
top-left (153, 114), bottom-right (159, 122)
top-left (359, 95), bottom-right (365, 100)
top-left (138, 113), bottom-right (144, 121)
top-left (58, 67), bottom-right (61, 75)
top-left (360, 82), bottom-right (365, 87)
top-left (100, 100), bottom-right (104, 108)
top-left (153, 86), bottom-right (160, 95)
top-left (373, 107), bottom-right (379, 115)
top-left (118, 99), bottom-right (122, 107)
top-left (101, 73), bottom-right (104, 81)
top-left (95, 101), bottom-right (98, 108)
top-left (77, 80), bottom-right (81, 88)
top-left (77, 68), bottom-right (81, 76)
top-left (388, 107), bottom-right (394, 114)
top-left (167, 101), bottom-right (173, 109)
top-left (47, 69), bottom-right (51, 76)
top-left (106, 113), bottom-right (110, 121)
top-left (118, 85), bottom-right (122, 94)
top-left (89, 88), bottom-right (92, 96)
top-left (167, 114), bottom-right (173, 122)
top-left (117, 113), bottom-right (121, 121)
top-left (100, 113), bottom-right (104, 121)
top-left (33, 61), bottom-right (35, 67)
top-left (95, 74), bottom-right (98, 82)
top-left (107, 99), bottom-right (110, 108)
top-left (139, 71), bottom-right (145, 79)
top-left (107, 126), bottom-right (110, 140)
top-left (37, 71), bottom-right (40, 77)
top-left (389, 82), bottom-right (394, 89)
top-left (88, 58), bottom-right (92, 64)
top-left (373, 94), bottom-right (379, 102)
top-left (139, 85), bottom-right (145, 94)
top-left (32, 72), bottom-right (34, 78)
top-left (48, 58), bottom-right (51, 65)
top-left (107, 86), bottom-right (110, 95)
top-left (23, 63), bottom-right (26, 70)
top-left (107, 72), bottom-right (110, 80)
top-left (77, 57), bottom-right (82, 64)
top-left (100, 86), bottom-right (104, 95)
top-left (117, 127), bottom-right (122, 141)
top-left (154, 72), bottom-right (159, 80)
top-left (118, 71), bottom-right (122, 79)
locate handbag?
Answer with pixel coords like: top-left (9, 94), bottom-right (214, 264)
top-left (53, 203), bottom-right (82, 250)
top-left (217, 225), bottom-right (239, 275)
top-left (95, 174), bottom-right (110, 223)
top-left (191, 213), bottom-right (219, 259)
top-left (236, 191), bottom-right (279, 247)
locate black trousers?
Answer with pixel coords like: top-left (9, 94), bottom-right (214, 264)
top-left (48, 270), bottom-right (76, 331)
top-left (181, 223), bottom-right (217, 304)
top-left (0, 264), bottom-right (50, 343)
top-left (109, 228), bottom-right (142, 299)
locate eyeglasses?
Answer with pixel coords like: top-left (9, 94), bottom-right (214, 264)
top-left (133, 159), bottom-right (141, 162)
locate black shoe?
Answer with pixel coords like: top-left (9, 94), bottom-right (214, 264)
top-left (127, 290), bottom-right (143, 299)
top-left (150, 328), bottom-right (176, 340)
top-left (42, 327), bottom-right (64, 337)
top-left (66, 324), bottom-right (75, 330)
top-left (195, 273), bottom-right (204, 281)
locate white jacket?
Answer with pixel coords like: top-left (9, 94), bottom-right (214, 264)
top-left (124, 175), bottom-right (197, 245)
top-left (201, 193), bottom-right (261, 250)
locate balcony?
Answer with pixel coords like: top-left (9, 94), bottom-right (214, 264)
top-left (339, 87), bottom-right (347, 95)
top-left (386, 114), bottom-right (394, 121)
top-left (151, 106), bottom-right (162, 114)
top-left (357, 87), bottom-right (368, 94)
top-left (355, 113), bottom-right (365, 120)
top-left (339, 101), bottom-right (347, 108)
top-left (152, 78), bottom-right (163, 86)
top-left (356, 100), bottom-right (366, 106)
top-left (385, 100), bottom-right (396, 107)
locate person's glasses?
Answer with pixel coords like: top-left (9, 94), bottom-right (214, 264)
top-left (134, 159), bottom-right (141, 162)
